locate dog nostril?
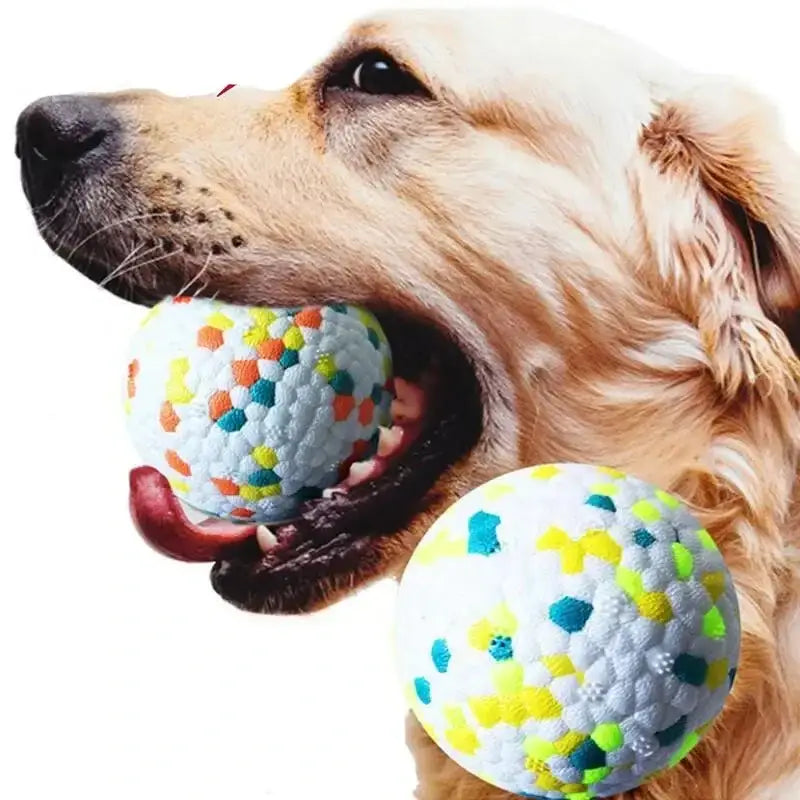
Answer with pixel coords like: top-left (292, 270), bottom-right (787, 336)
top-left (18, 97), bottom-right (115, 166)
top-left (196, 212), bottom-right (208, 223)
top-left (169, 210), bottom-right (182, 222)
top-left (231, 236), bottom-right (244, 248)
top-left (29, 117), bottom-right (106, 163)
top-left (210, 243), bottom-right (225, 255)
top-left (223, 210), bottom-right (235, 220)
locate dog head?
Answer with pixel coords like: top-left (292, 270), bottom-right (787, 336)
top-left (17, 9), bottom-right (800, 614)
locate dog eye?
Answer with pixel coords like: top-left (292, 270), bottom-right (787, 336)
top-left (325, 51), bottom-right (427, 97)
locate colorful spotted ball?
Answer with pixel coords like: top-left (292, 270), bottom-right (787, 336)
top-left (125, 296), bottom-right (393, 523)
top-left (395, 464), bottom-right (740, 799)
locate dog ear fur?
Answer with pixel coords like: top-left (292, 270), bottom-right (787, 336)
top-left (639, 80), bottom-right (800, 397)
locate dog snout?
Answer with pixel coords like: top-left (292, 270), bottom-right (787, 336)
top-left (16, 94), bottom-right (120, 205)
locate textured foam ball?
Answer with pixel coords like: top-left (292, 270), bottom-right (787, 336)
top-left (125, 296), bottom-right (393, 523)
top-left (395, 463), bottom-right (740, 799)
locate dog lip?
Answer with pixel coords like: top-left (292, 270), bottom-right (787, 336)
top-left (208, 399), bottom-right (481, 613)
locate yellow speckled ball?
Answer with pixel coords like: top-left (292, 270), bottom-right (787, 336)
top-left (395, 464), bottom-right (740, 799)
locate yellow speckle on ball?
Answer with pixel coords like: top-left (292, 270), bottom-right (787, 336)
top-left (468, 696), bottom-right (502, 728)
top-left (252, 445), bottom-right (279, 470)
top-left (637, 592), bottom-right (674, 624)
top-left (531, 464), bottom-right (560, 480)
top-left (632, 499), bottom-right (661, 523)
top-left (283, 326), bottom-right (304, 349)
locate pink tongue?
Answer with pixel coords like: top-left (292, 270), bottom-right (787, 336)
top-left (129, 466), bottom-right (257, 562)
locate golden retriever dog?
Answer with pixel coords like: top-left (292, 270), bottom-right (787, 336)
top-left (16, 8), bottom-right (800, 800)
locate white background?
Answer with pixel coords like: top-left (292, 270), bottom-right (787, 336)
top-left (1, 2), bottom-right (798, 799)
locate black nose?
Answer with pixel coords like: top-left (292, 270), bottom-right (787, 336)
top-left (16, 94), bottom-right (119, 205)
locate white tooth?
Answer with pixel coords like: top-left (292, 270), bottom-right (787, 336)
top-left (256, 525), bottom-right (278, 551)
top-left (348, 460), bottom-right (376, 485)
top-left (323, 486), bottom-right (348, 499)
top-left (377, 425), bottom-right (404, 457)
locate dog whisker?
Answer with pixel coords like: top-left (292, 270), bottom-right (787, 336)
top-left (192, 280), bottom-right (209, 299)
top-left (66, 211), bottom-right (167, 261)
top-left (35, 188), bottom-right (76, 237)
top-left (53, 206), bottom-right (84, 256)
top-left (98, 244), bottom-right (164, 288)
top-left (177, 251), bottom-right (213, 298)
top-left (100, 240), bottom-right (149, 285)
top-left (30, 184), bottom-right (65, 213)
top-left (100, 249), bottom-right (176, 288)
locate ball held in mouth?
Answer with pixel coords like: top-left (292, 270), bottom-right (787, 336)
top-left (124, 296), bottom-right (394, 523)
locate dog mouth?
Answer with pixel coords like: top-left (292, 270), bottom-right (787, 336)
top-left (20, 177), bottom-right (486, 615)
top-left (15, 101), bottom-right (485, 614)
top-left (129, 309), bottom-right (484, 613)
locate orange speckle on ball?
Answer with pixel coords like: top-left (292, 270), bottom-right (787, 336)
top-left (208, 390), bottom-right (233, 421)
top-left (165, 449), bottom-right (192, 476)
top-left (197, 325), bottom-right (224, 350)
top-left (159, 401), bottom-right (180, 432)
top-left (232, 359), bottom-right (260, 387)
top-left (231, 507), bottom-right (254, 518)
top-left (257, 339), bottom-right (285, 360)
top-left (212, 477), bottom-right (240, 496)
top-left (127, 359), bottom-right (139, 398)
top-left (294, 307), bottom-right (322, 329)
top-left (333, 394), bottom-right (356, 421)
top-left (358, 398), bottom-right (375, 425)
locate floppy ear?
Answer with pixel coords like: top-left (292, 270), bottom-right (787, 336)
top-left (639, 80), bottom-right (800, 398)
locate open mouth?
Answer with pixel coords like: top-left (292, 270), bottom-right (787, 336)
top-left (21, 181), bottom-right (485, 613)
top-left (129, 310), bottom-right (484, 612)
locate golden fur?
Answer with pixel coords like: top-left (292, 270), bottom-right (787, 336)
top-left (42, 9), bottom-right (800, 798)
